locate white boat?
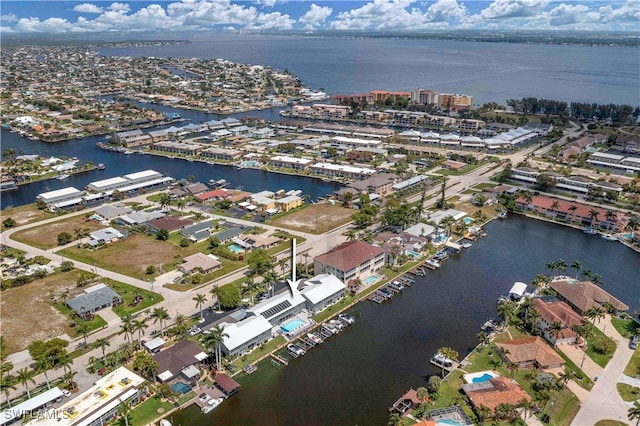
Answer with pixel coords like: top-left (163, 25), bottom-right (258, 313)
top-left (97, 163), bottom-right (105, 170)
top-left (462, 243), bottom-right (472, 249)
top-left (287, 343), bottom-right (305, 356)
top-left (338, 313), bottom-right (355, 324)
top-left (425, 259), bottom-right (441, 269)
top-left (160, 420), bottom-right (173, 426)
top-left (307, 333), bottom-right (322, 344)
top-left (430, 353), bottom-right (455, 369)
top-left (601, 234), bottom-right (618, 241)
top-left (56, 174), bottom-right (70, 180)
top-left (497, 211), bottom-right (507, 219)
top-left (201, 397), bottom-right (223, 414)
top-left (583, 227), bottom-right (597, 234)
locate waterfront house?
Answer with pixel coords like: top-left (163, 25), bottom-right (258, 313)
top-left (178, 253), bottom-right (222, 275)
top-left (201, 147), bottom-right (243, 161)
top-left (532, 298), bottom-right (585, 345)
top-left (66, 283), bottom-right (122, 318)
top-left (153, 141), bottom-right (203, 156)
top-left (614, 134), bottom-right (640, 154)
top-left (27, 367), bottom-right (145, 426)
top-left (310, 162), bottom-right (376, 180)
top-left (346, 173), bottom-right (399, 198)
top-left (300, 273), bottom-right (346, 314)
top-left (219, 315), bottom-right (273, 357)
top-left (461, 376), bottom-right (532, 414)
top-left (214, 374), bottom-right (241, 397)
top-left (314, 240), bottom-right (385, 284)
top-left (154, 340), bottom-right (208, 383)
top-left (494, 337), bottom-right (565, 369)
top-left (37, 186), bottom-right (85, 210)
top-left (185, 182), bottom-right (209, 195)
top-left (549, 279), bottom-right (629, 315)
top-left (269, 155), bottom-right (313, 170)
top-left (197, 189), bottom-right (232, 203)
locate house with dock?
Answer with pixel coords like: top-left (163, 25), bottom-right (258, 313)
top-left (154, 340), bottom-right (208, 383)
top-left (549, 279), bottom-right (629, 315)
top-left (533, 297), bottom-right (585, 345)
top-left (314, 241), bottom-right (385, 284)
top-left (494, 337), bottom-right (565, 369)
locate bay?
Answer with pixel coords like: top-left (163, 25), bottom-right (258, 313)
top-left (99, 35), bottom-right (640, 106)
top-left (170, 215), bottom-right (639, 426)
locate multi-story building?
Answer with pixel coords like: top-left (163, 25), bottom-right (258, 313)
top-left (314, 241), bottom-right (385, 284)
top-left (269, 155), bottom-right (313, 170)
top-left (310, 163), bottom-right (376, 180)
top-left (410, 88), bottom-right (438, 105)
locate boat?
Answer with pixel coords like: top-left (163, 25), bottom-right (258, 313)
top-left (97, 163), bottom-right (105, 170)
top-left (601, 234), bottom-right (618, 241)
top-left (287, 343), bottom-right (305, 356)
top-left (201, 397), bottom-right (223, 414)
top-left (307, 333), bottom-right (323, 344)
top-left (430, 353), bottom-right (455, 369)
top-left (425, 259), bottom-right (441, 269)
top-left (462, 243), bottom-right (473, 249)
top-left (583, 227), bottom-right (597, 234)
top-left (321, 178), bottom-right (331, 182)
top-left (330, 319), bottom-right (344, 330)
top-left (56, 174), bottom-right (70, 180)
top-left (338, 313), bottom-right (355, 325)
top-left (123, 150), bottom-right (133, 155)
top-left (497, 211), bottom-right (507, 219)
top-left (322, 322), bottom-right (338, 334)
top-left (160, 420), bottom-right (173, 426)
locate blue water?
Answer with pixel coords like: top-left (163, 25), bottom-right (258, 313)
top-left (171, 382), bottom-right (191, 394)
top-left (281, 319), bottom-right (304, 333)
top-left (363, 275), bottom-right (379, 285)
top-left (471, 373), bottom-right (494, 383)
top-left (407, 250), bottom-right (420, 258)
top-left (438, 420), bottom-right (463, 426)
top-left (228, 244), bottom-right (244, 253)
top-left (463, 217), bottom-right (474, 225)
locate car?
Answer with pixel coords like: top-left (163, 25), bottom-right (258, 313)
top-left (256, 292), bottom-right (270, 301)
top-left (98, 367), bottom-right (106, 376)
top-left (630, 335), bottom-right (639, 350)
top-left (188, 326), bottom-right (202, 336)
top-left (62, 389), bottom-right (71, 398)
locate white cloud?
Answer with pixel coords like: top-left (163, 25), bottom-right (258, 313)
top-left (299, 4), bottom-right (332, 27)
top-left (108, 2), bottom-right (130, 13)
top-left (255, 0), bottom-right (287, 7)
top-left (545, 3), bottom-right (589, 27)
top-left (1, 13), bottom-right (18, 22)
top-left (480, 0), bottom-right (550, 20)
top-left (72, 3), bottom-right (104, 14)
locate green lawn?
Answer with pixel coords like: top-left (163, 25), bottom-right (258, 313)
top-left (611, 317), bottom-right (640, 339)
top-left (129, 395), bottom-right (174, 425)
top-left (164, 257), bottom-right (246, 292)
top-left (555, 349), bottom-right (594, 390)
top-left (473, 183), bottom-right (498, 190)
top-left (624, 348), bottom-right (640, 378)
top-left (311, 295), bottom-right (355, 324)
top-left (616, 383), bottom-right (640, 402)
top-left (544, 388), bottom-right (580, 426)
top-left (594, 421), bottom-right (630, 426)
top-left (105, 279), bottom-right (164, 317)
top-left (585, 327), bottom-right (615, 368)
top-left (231, 335), bottom-right (286, 371)
top-left (52, 303), bottom-right (107, 336)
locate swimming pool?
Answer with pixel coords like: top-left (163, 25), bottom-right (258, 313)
top-left (463, 217), bottom-right (474, 225)
top-left (281, 318), bottom-right (305, 334)
top-left (228, 244), bottom-right (244, 253)
top-left (89, 214), bottom-right (102, 221)
top-left (406, 250), bottom-right (420, 258)
top-left (244, 161), bottom-right (257, 167)
top-left (463, 370), bottom-right (498, 384)
top-left (171, 382), bottom-right (192, 394)
top-left (363, 275), bottom-right (379, 285)
top-left (472, 373), bottom-right (494, 383)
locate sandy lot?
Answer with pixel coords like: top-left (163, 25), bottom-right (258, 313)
top-left (12, 215), bottom-right (104, 249)
top-left (270, 204), bottom-right (353, 234)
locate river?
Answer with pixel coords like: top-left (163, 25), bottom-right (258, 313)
top-left (169, 215), bottom-right (639, 426)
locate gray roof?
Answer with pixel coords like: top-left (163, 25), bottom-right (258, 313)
top-left (96, 204), bottom-right (133, 220)
top-left (180, 221), bottom-right (214, 237)
top-left (211, 227), bottom-right (244, 242)
top-left (185, 182), bottom-right (209, 194)
top-left (67, 284), bottom-right (121, 315)
top-left (120, 210), bottom-right (165, 225)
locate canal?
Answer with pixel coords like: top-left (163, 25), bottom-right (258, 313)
top-left (169, 215), bottom-right (640, 426)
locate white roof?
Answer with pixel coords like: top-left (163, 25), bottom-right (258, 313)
top-left (248, 290), bottom-right (306, 323)
top-left (221, 315), bottom-right (272, 352)
top-left (157, 370), bottom-right (173, 381)
top-left (2, 387), bottom-right (63, 425)
top-left (404, 223), bottom-right (436, 237)
top-left (38, 186), bottom-right (83, 202)
top-left (271, 156), bottom-right (313, 165)
top-left (144, 337), bottom-right (166, 351)
top-left (311, 163), bottom-right (376, 175)
top-left (427, 209), bottom-right (468, 224)
top-left (509, 281), bottom-right (528, 297)
top-left (181, 364), bottom-right (200, 379)
top-left (88, 176), bottom-right (128, 190)
top-left (124, 169), bottom-right (162, 181)
top-left (300, 273), bottom-right (346, 305)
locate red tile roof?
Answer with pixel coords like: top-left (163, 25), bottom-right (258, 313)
top-left (197, 189), bottom-right (231, 201)
top-left (495, 337), bottom-right (565, 369)
top-left (516, 195), bottom-right (625, 227)
top-left (533, 299), bottom-right (584, 339)
top-left (549, 280), bottom-right (629, 313)
top-left (314, 241), bottom-right (385, 272)
top-left (463, 376), bottom-right (532, 412)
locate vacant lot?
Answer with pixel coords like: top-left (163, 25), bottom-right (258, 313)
top-left (270, 204), bottom-right (353, 234)
top-left (12, 215), bottom-right (104, 249)
top-left (1, 270), bottom-right (87, 353)
top-left (59, 234), bottom-right (184, 279)
top-left (1, 204), bottom-right (56, 229)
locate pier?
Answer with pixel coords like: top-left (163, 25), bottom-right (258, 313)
top-left (270, 353), bottom-right (288, 366)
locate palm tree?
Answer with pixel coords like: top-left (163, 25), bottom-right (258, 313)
top-left (549, 321), bottom-right (565, 347)
top-left (588, 208), bottom-right (600, 227)
top-left (345, 229), bottom-right (357, 241)
top-left (522, 191), bottom-right (533, 210)
top-left (475, 405), bottom-right (492, 424)
top-left (151, 307), bottom-right (171, 336)
top-left (518, 398), bottom-right (533, 420)
top-left (571, 260), bottom-right (582, 279)
top-left (117, 402), bottom-right (132, 426)
top-left (193, 293), bottom-right (207, 320)
top-left (581, 268), bottom-right (592, 281)
top-left (568, 204), bottom-right (578, 225)
top-left (76, 322), bottom-right (90, 346)
top-left (416, 387), bottom-right (429, 404)
top-left (558, 367), bottom-right (577, 389)
top-left (556, 258), bottom-right (567, 273)
top-left (476, 331), bottom-right (490, 347)
top-left (242, 279), bottom-right (261, 305)
top-left (507, 361), bottom-right (519, 379)
top-left (95, 338), bottom-right (110, 363)
top-left (521, 298), bottom-right (533, 324)
top-left (15, 368), bottom-right (35, 399)
top-left (277, 257), bottom-right (288, 277)
top-left (56, 354), bottom-right (73, 375)
top-left (33, 356), bottom-right (53, 389)
top-left (133, 319), bottom-right (148, 348)
top-left (119, 315), bottom-right (134, 343)
top-left (388, 412), bottom-right (402, 426)
top-left (0, 373), bottom-right (17, 408)
top-left (527, 307), bottom-right (542, 335)
top-left (546, 261), bottom-right (557, 276)
top-left (497, 300), bottom-right (516, 326)
top-left (210, 286), bottom-right (223, 312)
top-left (436, 347), bottom-right (459, 378)
top-left (203, 325), bottom-right (229, 371)
top-left (158, 193), bottom-right (172, 212)
top-left (494, 346), bottom-right (511, 366)
top-left (550, 200), bottom-right (560, 218)
top-left (591, 273), bottom-right (603, 285)
top-left (628, 400), bottom-right (640, 426)
top-left (604, 210), bottom-right (617, 230)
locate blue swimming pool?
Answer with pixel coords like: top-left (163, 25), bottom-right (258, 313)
top-left (281, 319), bottom-right (304, 333)
top-left (406, 250), bottom-right (420, 258)
top-left (463, 217), bottom-right (474, 225)
top-left (244, 161), bottom-right (257, 167)
top-left (437, 419), bottom-right (463, 425)
top-left (171, 382), bottom-right (192, 394)
top-left (471, 373), bottom-right (494, 383)
top-left (228, 244), bottom-right (244, 253)
top-left (363, 275), bottom-right (379, 285)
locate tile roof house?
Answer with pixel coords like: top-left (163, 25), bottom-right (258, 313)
top-left (462, 376), bottom-right (532, 412)
top-left (549, 279), bottom-right (629, 314)
top-left (88, 227), bottom-right (125, 246)
top-left (314, 240), bottom-right (385, 284)
top-left (532, 298), bottom-right (585, 345)
top-left (184, 182), bottom-right (209, 195)
top-left (147, 215), bottom-right (194, 232)
top-left (67, 283), bottom-right (121, 317)
top-left (494, 337), bottom-right (565, 369)
top-left (178, 253), bottom-right (222, 275)
top-left (154, 340), bottom-right (208, 382)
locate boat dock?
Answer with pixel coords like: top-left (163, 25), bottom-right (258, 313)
top-left (270, 353), bottom-right (288, 366)
top-left (242, 364), bottom-right (257, 375)
top-left (389, 388), bottom-right (421, 415)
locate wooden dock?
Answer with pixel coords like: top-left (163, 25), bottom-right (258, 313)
top-left (270, 353), bottom-right (288, 366)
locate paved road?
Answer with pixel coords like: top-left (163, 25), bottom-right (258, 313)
top-left (571, 315), bottom-right (636, 425)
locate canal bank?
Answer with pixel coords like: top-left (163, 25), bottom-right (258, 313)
top-left (168, 215), bottom-right (639, 426)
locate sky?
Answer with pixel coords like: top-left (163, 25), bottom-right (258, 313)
top-left (1, 0), bottom-right (638, 33)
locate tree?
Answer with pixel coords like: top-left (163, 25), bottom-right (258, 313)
top-left (475, 405), bottom-right (492, 423)
top-left (133, 319), bottom-right (148, 348)
top-left (158, 193), bottom-right (172, 212)
top-left (76, 322), bottom-right (90, 346)
top-left (558, 367), bottom-right (577, 389)
top-left (0, 373), bottom-right (17, 408)
top-left (426, 376), bottom-right (441, 394)
top-left (2, 218), bottom-right (16, 228)
top-left (151, 307), bottom-right (171, 336)
top-left (548, 321), bottom-right (565, 347)
top-left (571, 260), bottom-right (583, 279)
top-left (345, 229), bottom-right (357, 241)
top-left (556, 258), bottom-right (567, 273)
top-left (217, 284), bottom-right (241, 310)
top-left (193, 293), bottom-right (207, 320)
top-left (60, 260), bottom-right (74, 272)
top-left (33, 356), bottom-right (53, 389)
top-left (628, 400), bottom-right (640, 426)
top-left (57, 232), bottom-right (72, 245)
top-left (388, 412), bottom-right (402, 426)
top-left (246, 249), bottom-right (272, 274)
top-left (476, 331), bottom-right (490, 347)
top-left (507, 361), bottom-right (519, 379)
top-left (568, 204), bottom-right (578, 224)
top-left (588, 208), bottom-right (600, 227)
top-left (155, 229), bottom-right (169, 241)
top-left (494, 346), bottom-right (511, 366)
top-left (133, 351), bottom-right (158, 381)
top-left (203, 325), bottom-right (229, 371)
top-left (436, 347), bottom-right (459, 378)
top-left (210, 285), bottom-right (223, 311)
top-left (116, 401), bottom-right (132, 426)
top-left (95, 338), bottom-right (110, 364)
top-left (119, 315), bottom-right (134, 343)
top-left (15, 368), bottom-right (35, 399)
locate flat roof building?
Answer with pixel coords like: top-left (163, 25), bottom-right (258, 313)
top-left (220, 315), bottom-right (273, 357)
top-left (37, 187), bottom-right (84, 204)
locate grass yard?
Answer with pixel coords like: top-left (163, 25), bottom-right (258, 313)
top-left (12, 214), bottom-right (104, 249)
top-left (544, 388), bottom-right (580, 426)
top-left (59, 233), bottom-right (187, 279)
top-left (594, 421), bottom-right (630, 426)
top-left (1, 203), bottom-right (58, 229)
top-left (231, 335), bottom-right (286, 371)
top-left (617, 383), bottom-right (640, 402)
top-left (164, 257), bottom-right (245, 292)
top-left (269, 204), bottom-right (353, 234)
top-left (555, 349), bottom-right (594, 390)
top-left (585, 327), bottom-right (615, 368)
top-left (611, 316), bottom-right (640, 339)
top-left (624, 348), bottom-right (640, 378)
top-left (53, 303), bottom-right (107, 335)
top-left (104, 279), bottom-right (164, 317)
top-left (129, 396), bottom-right (174, 426)
top-left (0, 269), bottom-right (91, 354)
